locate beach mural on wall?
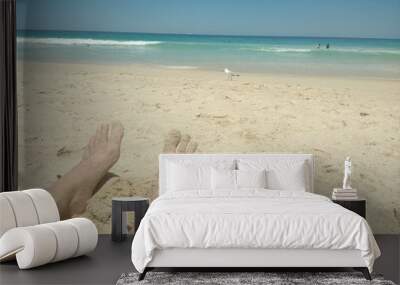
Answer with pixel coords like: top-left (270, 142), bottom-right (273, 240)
top-left (16, 0), bottom-right (400, 233)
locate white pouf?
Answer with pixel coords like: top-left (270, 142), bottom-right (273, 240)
top-left (0, 189), bottom-right (98, 269)
top-left (0, 196), bottom-right (17, 237)
top-left (1, 191), bottom-right (40, 227)
top-left (24, 188), bottom-right (60, 223)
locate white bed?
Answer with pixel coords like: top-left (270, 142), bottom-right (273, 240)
top-left (131, 154), bottom-right (380, 280)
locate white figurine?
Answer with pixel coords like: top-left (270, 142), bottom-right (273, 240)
top-left (342, 156), bottom-right (352, 189)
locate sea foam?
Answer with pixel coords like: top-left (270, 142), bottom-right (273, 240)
top-left (161, 65), bottom-right (199, 70)
top-left (243, 46), bottom-right (400, 55)
top-left (17, 37), bottom-right (163, 46)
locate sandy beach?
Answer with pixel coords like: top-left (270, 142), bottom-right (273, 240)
top-left (17, 61), bottom-right (400, 233)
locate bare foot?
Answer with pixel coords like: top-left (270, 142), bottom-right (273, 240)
top-left (78, 128), bottom-right (198, 231)
top-left (162, 130), bottom-right (181, 153)
top-left (186, 141), bottom-right (198, 153)
top-left (82, 122), bottom-right (123, 165)
top-left (176, 134), bottom-right (191, 153)
top-left (49, 122), bottom-right (124, 219)
top-left (163, 129), bottom-right (198, 154)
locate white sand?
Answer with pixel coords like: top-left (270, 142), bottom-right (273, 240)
top-left (17, 61), bottom-right (400, 233)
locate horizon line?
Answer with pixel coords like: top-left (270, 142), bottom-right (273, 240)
top-left (16, 28), bottom-right (400, 41)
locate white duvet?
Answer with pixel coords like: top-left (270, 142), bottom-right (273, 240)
top-left (131, 190), bottom-right (380, 273)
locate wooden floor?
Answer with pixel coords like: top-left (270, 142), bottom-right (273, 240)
top-left (0, 235), bottom-right (398, 285)
top-left (0, 235), bottom-right (133, 285)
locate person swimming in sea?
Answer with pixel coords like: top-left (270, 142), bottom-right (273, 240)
top-left (326, 43), bottom-right (330, 49)
top-left (317, 43), bottom-right (321, 49)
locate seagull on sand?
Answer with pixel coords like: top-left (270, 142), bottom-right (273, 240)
top-left (224, 68), bottom-right (240, 80)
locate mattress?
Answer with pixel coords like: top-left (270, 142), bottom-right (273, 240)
top-left (131, 189), bottom-right (380, 273)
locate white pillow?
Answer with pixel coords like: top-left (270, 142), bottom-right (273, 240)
top-left (267, 164), bottom-right (307, 191)
top-left (211, 168), bottom-right (236, 190)
top-left (167, 162), bottom-right (211, 191)
top-left (166, 159), bottom-right (236, 192)
top-left (237, 169), bottom-right (267, 188)
top-left (211, 169), bottom-right (267, 190)
top-left (238, 159), bottom-right (308, 191)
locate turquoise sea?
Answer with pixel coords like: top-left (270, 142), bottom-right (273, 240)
top-left (17, 30), bottom-right (400, 78)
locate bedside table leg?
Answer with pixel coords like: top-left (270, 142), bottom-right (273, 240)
top-left (112, 202), bottom-right (123, 242)
top-left (134, 202), bottom-right (149, 233)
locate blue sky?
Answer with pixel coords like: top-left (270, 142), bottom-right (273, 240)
top-left (17, 0), bottom-right (400, 38)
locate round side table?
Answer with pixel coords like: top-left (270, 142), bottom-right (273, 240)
top-left (111, 196), bottom-right (149, 242)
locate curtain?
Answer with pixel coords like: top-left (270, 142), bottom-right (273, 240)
top-left (0, 0), bottom-right (17, 192)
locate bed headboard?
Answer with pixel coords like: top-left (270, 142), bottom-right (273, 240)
top-left (159, 153), bottom-right (314, 195)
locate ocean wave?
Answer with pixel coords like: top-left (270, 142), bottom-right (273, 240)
top-left (17, 37), bottom-right (163, 46)
top-left (258, 47), bottom-right (312, 53)
top-left (161, 65), bottom-right (199, 70)
top-left (243, 46), bottom-right (400, 55)
top-left (239, 47), bottom-right (306, 53)
top-left (333, 47), bottom-right (400, 55)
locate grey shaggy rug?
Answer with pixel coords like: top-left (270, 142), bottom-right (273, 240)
top-left (116, 272), bottom-right (396, 285)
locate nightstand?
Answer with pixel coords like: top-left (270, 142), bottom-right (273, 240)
top-left (112, 197), bottom-right (149, 242)
top-left (332, 198), bottom-right (366, 218)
